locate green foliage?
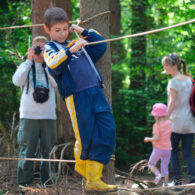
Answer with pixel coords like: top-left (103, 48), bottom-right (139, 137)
top-left (0, 191), bottom-right (4, 195)
top-left (0, 1), bottom-right (31, 128)
top-left (112, 0), bottom-right (195, 169)
top-left (71, 0), bottom-right (80, 21)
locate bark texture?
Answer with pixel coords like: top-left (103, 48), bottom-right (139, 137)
top-left (80, 0), bottom-right (115, 184)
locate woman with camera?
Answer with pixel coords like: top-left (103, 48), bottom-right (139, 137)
top-left (12, 36), bottom-right (57, 187)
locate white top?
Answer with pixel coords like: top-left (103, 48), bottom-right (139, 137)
top-left (167, 77), bottom-right (195, 134)
top-left (12, 59), bottom-right (57, 119)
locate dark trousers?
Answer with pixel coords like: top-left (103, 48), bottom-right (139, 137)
top-left (171, 132), bottom-right (195, 183)
top-left (65, 86), bottom-right (116, 165)
top-left (17, 119), bottom-right (57, 185)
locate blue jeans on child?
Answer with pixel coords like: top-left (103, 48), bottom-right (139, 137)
top-left (171, 132), bottom-right (195, 183)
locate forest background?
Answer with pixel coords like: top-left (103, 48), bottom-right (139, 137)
top-left (0, 0), bottom-right (194, 172)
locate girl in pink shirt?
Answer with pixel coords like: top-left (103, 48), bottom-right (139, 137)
top-left (144, 103), bottom-right (172, 187)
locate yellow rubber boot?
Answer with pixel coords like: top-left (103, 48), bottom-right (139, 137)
top-left (75, 159), bottom-right (86, 178)
top-left (85, 160), bottom-right (117, 192)
top-left (74, 149), bottom-right (86, 178)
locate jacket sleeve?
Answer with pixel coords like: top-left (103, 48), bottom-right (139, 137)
top-left (43, 43), bottom-right (73, 75)
top-left (82, 29), bottom-right (107, 63)
top-left (12, 59), bottom-right (32, 87)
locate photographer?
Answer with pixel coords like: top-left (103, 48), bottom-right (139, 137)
top-left (12, 36), bottom-right (57, 186)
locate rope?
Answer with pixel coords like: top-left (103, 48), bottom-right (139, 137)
top-left (0, 157), bottom-right (76, 163)
top-left (86, 18), bottom-right (195, 45)
top-left (0, 10), bottom-right (194, 46)
top-left (0, 23), bottom-right (44, 30)
top-left (0, 11), bottom-right (110, 30)
top-left (79, 11), bottom-right (111, 24)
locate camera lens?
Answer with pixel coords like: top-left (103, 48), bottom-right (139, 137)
top-left (34, 46), bottom-right (42, 55)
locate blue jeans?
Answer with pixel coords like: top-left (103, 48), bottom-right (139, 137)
top-left (171, 132), bottom-right (195, 183)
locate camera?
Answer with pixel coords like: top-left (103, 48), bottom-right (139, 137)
top-left (34, 46), bottom-right (42, 55)
top-left (33, 87), bottom-right (49, 103)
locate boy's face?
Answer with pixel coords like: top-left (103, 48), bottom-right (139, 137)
top-left (44, 22), bottom-right (69, 43)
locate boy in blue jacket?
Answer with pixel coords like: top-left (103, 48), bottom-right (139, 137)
top-left (43, 7), bottom-right (117, 192)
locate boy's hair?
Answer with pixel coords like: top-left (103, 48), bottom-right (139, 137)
top-left (44, 7), bottom-right (69, 29)
top-left (32, 36), bottom-right (48, 46)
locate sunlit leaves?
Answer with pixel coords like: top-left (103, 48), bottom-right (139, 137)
top-left (112, 0), bottom-right (195, 167)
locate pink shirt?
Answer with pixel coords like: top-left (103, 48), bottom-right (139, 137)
top-left (152, 120), bottom-right (172, 150)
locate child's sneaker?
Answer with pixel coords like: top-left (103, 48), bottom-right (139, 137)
top-left (154, 174), bottom-right (162, 184)
top-left (168, 181), bottom-right (175, 186)
top-left (162, 182), bottom-right (168, 187)
top-left (168, 180), bottom-right (182, 186)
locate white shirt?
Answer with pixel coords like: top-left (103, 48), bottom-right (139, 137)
top-left (12, 59), bottom-right (57, 119)
top-left (167, 77), bottom-right (195, 134)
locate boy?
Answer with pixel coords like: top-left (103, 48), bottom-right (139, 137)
top-left (13, 36), bottom-right (57, 186)
top-left (43, 7), bottom-right (117, 192)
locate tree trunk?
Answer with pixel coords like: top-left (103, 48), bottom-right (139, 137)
top-left (109, 0), bottom-right (121, 65)
top-left (131, 0), bottom-right (147, 69)
top-left (31, 0), bottom-right (51, 39)
top-left (80, 0), bottom-right (111, 104)
top-left (109, 2), bottom-right (121, 182)
top-left (51, 0), bottom-right (72, 20)
top-left (130, 0), bottom-right (147, 125)
top-left (31, 0), bottom-right (74, 152)
top-left (80, 0), bottom-right (115, 184)
top-left (50, 0), bottom-right (75, 145)
top-left (109, 0), bottom-right (123, 97)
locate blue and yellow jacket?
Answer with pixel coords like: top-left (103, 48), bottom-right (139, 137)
top-left (44, 29), bottom-right (107, 100)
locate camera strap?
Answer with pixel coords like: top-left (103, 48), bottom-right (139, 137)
top-left (26, 60), bottom-right (49, 94)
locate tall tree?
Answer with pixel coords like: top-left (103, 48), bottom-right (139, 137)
top-left (80, 0), bottom-right (115, 184)
top-left (109, 0), bottom-right (123, 102)
top-left (109, 0), bottom-right (121, 65)
top-left (80, 0), bottom-right (111, 103)
top-left (51, 0), bottom-right (72, 20)
top-left (130, 0), bottom-right (147, 125)
top-left (50, 0), bottom-right (75, 144)
top-left (31, 0), bottom-right (75, 145)
top-left (31, 0), bottom-right (72, 39)
top-left (31, 0), bottom-right (51, 39)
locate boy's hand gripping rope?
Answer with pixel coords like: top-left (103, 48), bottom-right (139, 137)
top-left (73, 20), bottom-right (104, 85)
